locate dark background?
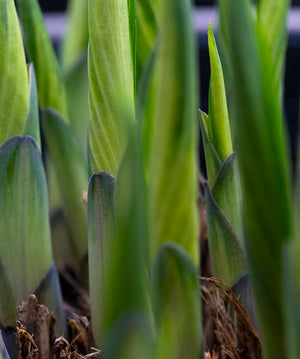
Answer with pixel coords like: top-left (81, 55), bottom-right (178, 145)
top-left (38, 0), bottom-right (300, 11)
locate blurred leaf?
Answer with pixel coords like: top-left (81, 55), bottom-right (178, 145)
top-left (88, 0), bottom-right (135, 176)
top-left (65, 53), bottom-right (89, 159)
top-left (220, 1), bottom-right (292, 358)
top-left (50, 209), bottom-right (75, 271)
top-left (199, 111), bottom-right (222, 186)
top-left (88, 172), bottom-right (115, 347)
top-left (211, 153), bottom-right (242, 238)
top-left (151, 243), bottom-right (202, 359)
top-left (61, 0), bottom-right (89, 72)
top-left (104, 312), bottom-right (152, 359)
top-left (149, 0), bottom-right (199, 264)
top-left (23, 64), bottom-right (41, 151)
top-left (136, 43), bottom-right (157, 178)
top-left (257, 0), bottom-right (290, 87)
top-left (282, 241), bottom-right (300, 359)
top-left (42, 109), bottom-right (88, 267)
top-left (207, 24), bottom-right (232, 163)
top-left (136, 0), bottom-right (157, 82)
top-left (16, 0), bottom-right (68, 117)
top-left (231, 273), bottom-right (258, 330)
top-left (205, 184), bottom-right (245, 285)
top-left (128, 0), bottom-right (137, 92)
top-left (0, 136), bottom-right (52, 327)
top-left (0, 0), bottom-right (28, 146)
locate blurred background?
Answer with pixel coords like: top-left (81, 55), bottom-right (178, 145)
top-left (38, 0), bottom-right (300, 166)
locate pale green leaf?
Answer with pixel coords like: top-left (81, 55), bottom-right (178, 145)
top-left (88, 0), bottom-right (135, 176)
top-left (0, 0), bottom-right (28, 146)
top-left (0, 136), bottom-right (52, 327)
top-left (16, 0), bottom-right (68, 117)
top-left (42, 109), bottom-right (88, 266)
top-left (205, 184), bottom-right (245, 285)
top-left (208, 24), bottom-right (232, 162)
top-left (151, 243), bottom-right (202, 359)
top-left (220, 1), bottom-right (292, 357)
top-left (148, 0), bottom-right (199, 265)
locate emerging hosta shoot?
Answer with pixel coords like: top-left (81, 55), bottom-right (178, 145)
top-left (200, 25), bottom-right (244, 285)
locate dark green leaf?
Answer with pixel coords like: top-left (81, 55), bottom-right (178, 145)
top-left (88, 172), bottom-right (115, 347)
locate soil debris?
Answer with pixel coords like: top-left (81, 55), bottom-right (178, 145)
top-left (17, 295), bottom-right (50, 359)
top-left (201, 277), bottom-right (262, 359)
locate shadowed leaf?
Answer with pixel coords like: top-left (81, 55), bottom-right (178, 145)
top-left (42, 109), bottom-right (88, 267)
top-left (88, 172), bottom-right (115, 346)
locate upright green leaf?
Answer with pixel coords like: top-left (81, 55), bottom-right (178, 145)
top-left (220, 1), bottom-right (292, 358)
top-left (16, 0), bottom-right (68, 118)
top-left (0, 0), bottom-right (28, 146)
top-left (88, 0), bottom-right (135, 175)
top-left (151, 243), bottom-right (202, 359)
top-left (0, 136), bottom-right (58, 327)
top-left (207, 24), bottom-right (232, 163)
top-left (42, 109), bottom-right (88, 268)
top-left (148, 0), bottom-right (199, 265)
